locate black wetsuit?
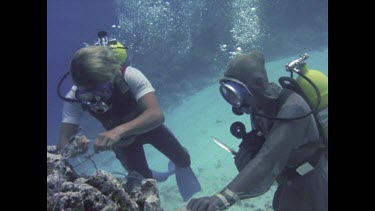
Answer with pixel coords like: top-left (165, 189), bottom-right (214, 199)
top-left (229, 92), bottom-right (328, 211)
top-left (113, 124), bottom-right (190, 178)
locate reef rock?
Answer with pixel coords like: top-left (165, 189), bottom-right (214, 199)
top-left (47, 146), bottom-right (163, 211)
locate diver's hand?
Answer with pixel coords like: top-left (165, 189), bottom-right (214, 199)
top-left (60, 135), bottom-right (89, 157)
top-left (187, 188), bottom-right (239, 211)
top-left (94, 129), bottom-right (122, 152)
top-left (113, 136), bottom-right (136, 148)
top-left (187, 196), bottom-right (227, 211)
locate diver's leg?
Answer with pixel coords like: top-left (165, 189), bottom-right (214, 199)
top-left (112, 145), bottom-right (130, 172)
top-left (139, 124), bottom-right (201, 201)
top-left (140, 124), bottom-right (191, 167)
top-left (112, 142), bottom-right (153, 178)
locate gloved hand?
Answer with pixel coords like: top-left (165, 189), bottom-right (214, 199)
top-left (187, 188), bottom-right (239, 211)
top-left (187, 196), bottom-right (226, 211)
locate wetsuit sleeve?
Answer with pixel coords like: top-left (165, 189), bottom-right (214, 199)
top-left (225, 102), bottom-right (313, 198)
top-left (124, 66), bottom-right (156, 101)
top-left (61, 86), bottom-right (83, 125)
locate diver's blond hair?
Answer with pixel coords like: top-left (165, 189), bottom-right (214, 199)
top-left (70, 45), bottom-right (121, 87)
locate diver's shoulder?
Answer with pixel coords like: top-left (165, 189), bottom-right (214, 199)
top-left (123, 66), bottom-right (149, 83)
top-left (278, 92), bottom-right (312, 117)
top-left (125, 66), bottom-right (142, 73)
top-left (124, 66), bottom-right (144, 77)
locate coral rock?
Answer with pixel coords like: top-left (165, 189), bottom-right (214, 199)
top-left (47, 145), bottom-right (163, 211)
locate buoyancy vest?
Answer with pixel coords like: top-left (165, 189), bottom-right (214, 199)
top-left (274, 87), bottom-right (327, 182)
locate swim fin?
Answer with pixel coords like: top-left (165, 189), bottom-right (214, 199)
top-left (151, 160), bottom-right (176, 182)
top-left (175, 165), bottom-right (202, 201)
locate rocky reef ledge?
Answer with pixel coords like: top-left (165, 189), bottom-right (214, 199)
top-left (47, 145), bottom-right (163, 211)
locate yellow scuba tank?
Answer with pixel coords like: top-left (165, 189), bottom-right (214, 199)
top-left (109, 41), bottom-right (128, 64)
top-left (96, 31), bottom-right (128, 64)
top-left (295, 64), bottom-right (328, 141)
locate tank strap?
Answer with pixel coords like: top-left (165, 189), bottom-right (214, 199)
top-left (274, 88), bottom-right (295, 114)
top-left (278, 76), bottom-right (328, 150)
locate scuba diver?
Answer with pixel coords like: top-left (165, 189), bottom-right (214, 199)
top-left (187, 51), bottom-right (328, 211)
top-left (56, 31), bottom-right (201, 201)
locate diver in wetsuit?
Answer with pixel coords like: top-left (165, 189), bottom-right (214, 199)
top-left (187, 51), bottom-right (328, 211)
top-left (57, 42), bottom-right (201, 201)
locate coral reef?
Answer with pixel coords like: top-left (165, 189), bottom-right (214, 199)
top-left (47, 146), bottom-right (163, 211)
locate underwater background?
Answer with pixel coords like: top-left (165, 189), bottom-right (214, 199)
top-left (47, 0), bottom-right (327, 210)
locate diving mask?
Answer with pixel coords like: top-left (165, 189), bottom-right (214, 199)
top-left (219, 77), bottom-right (254, 107)
top-left (75, 82), bottom-right (114, 113)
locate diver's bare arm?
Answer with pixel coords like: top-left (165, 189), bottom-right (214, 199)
top-left (115, 92), bottom-right (164, 138)
top-left (57, 122), bottom-right (80, 149)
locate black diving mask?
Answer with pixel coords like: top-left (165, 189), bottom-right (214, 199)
top-left (75, 82), bottom-right (113, 102)
top-left (75, 82), bottom-right (114, 113)
top-left (219, 77), bottom-right (254, 107)
top-left (57, 70), bottom-right (125, 114)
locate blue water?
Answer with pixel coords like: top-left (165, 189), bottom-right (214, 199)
top-left (47, 0), bottom-right (328, 210)
top-left (47, 0), bottom-right (118, 144)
